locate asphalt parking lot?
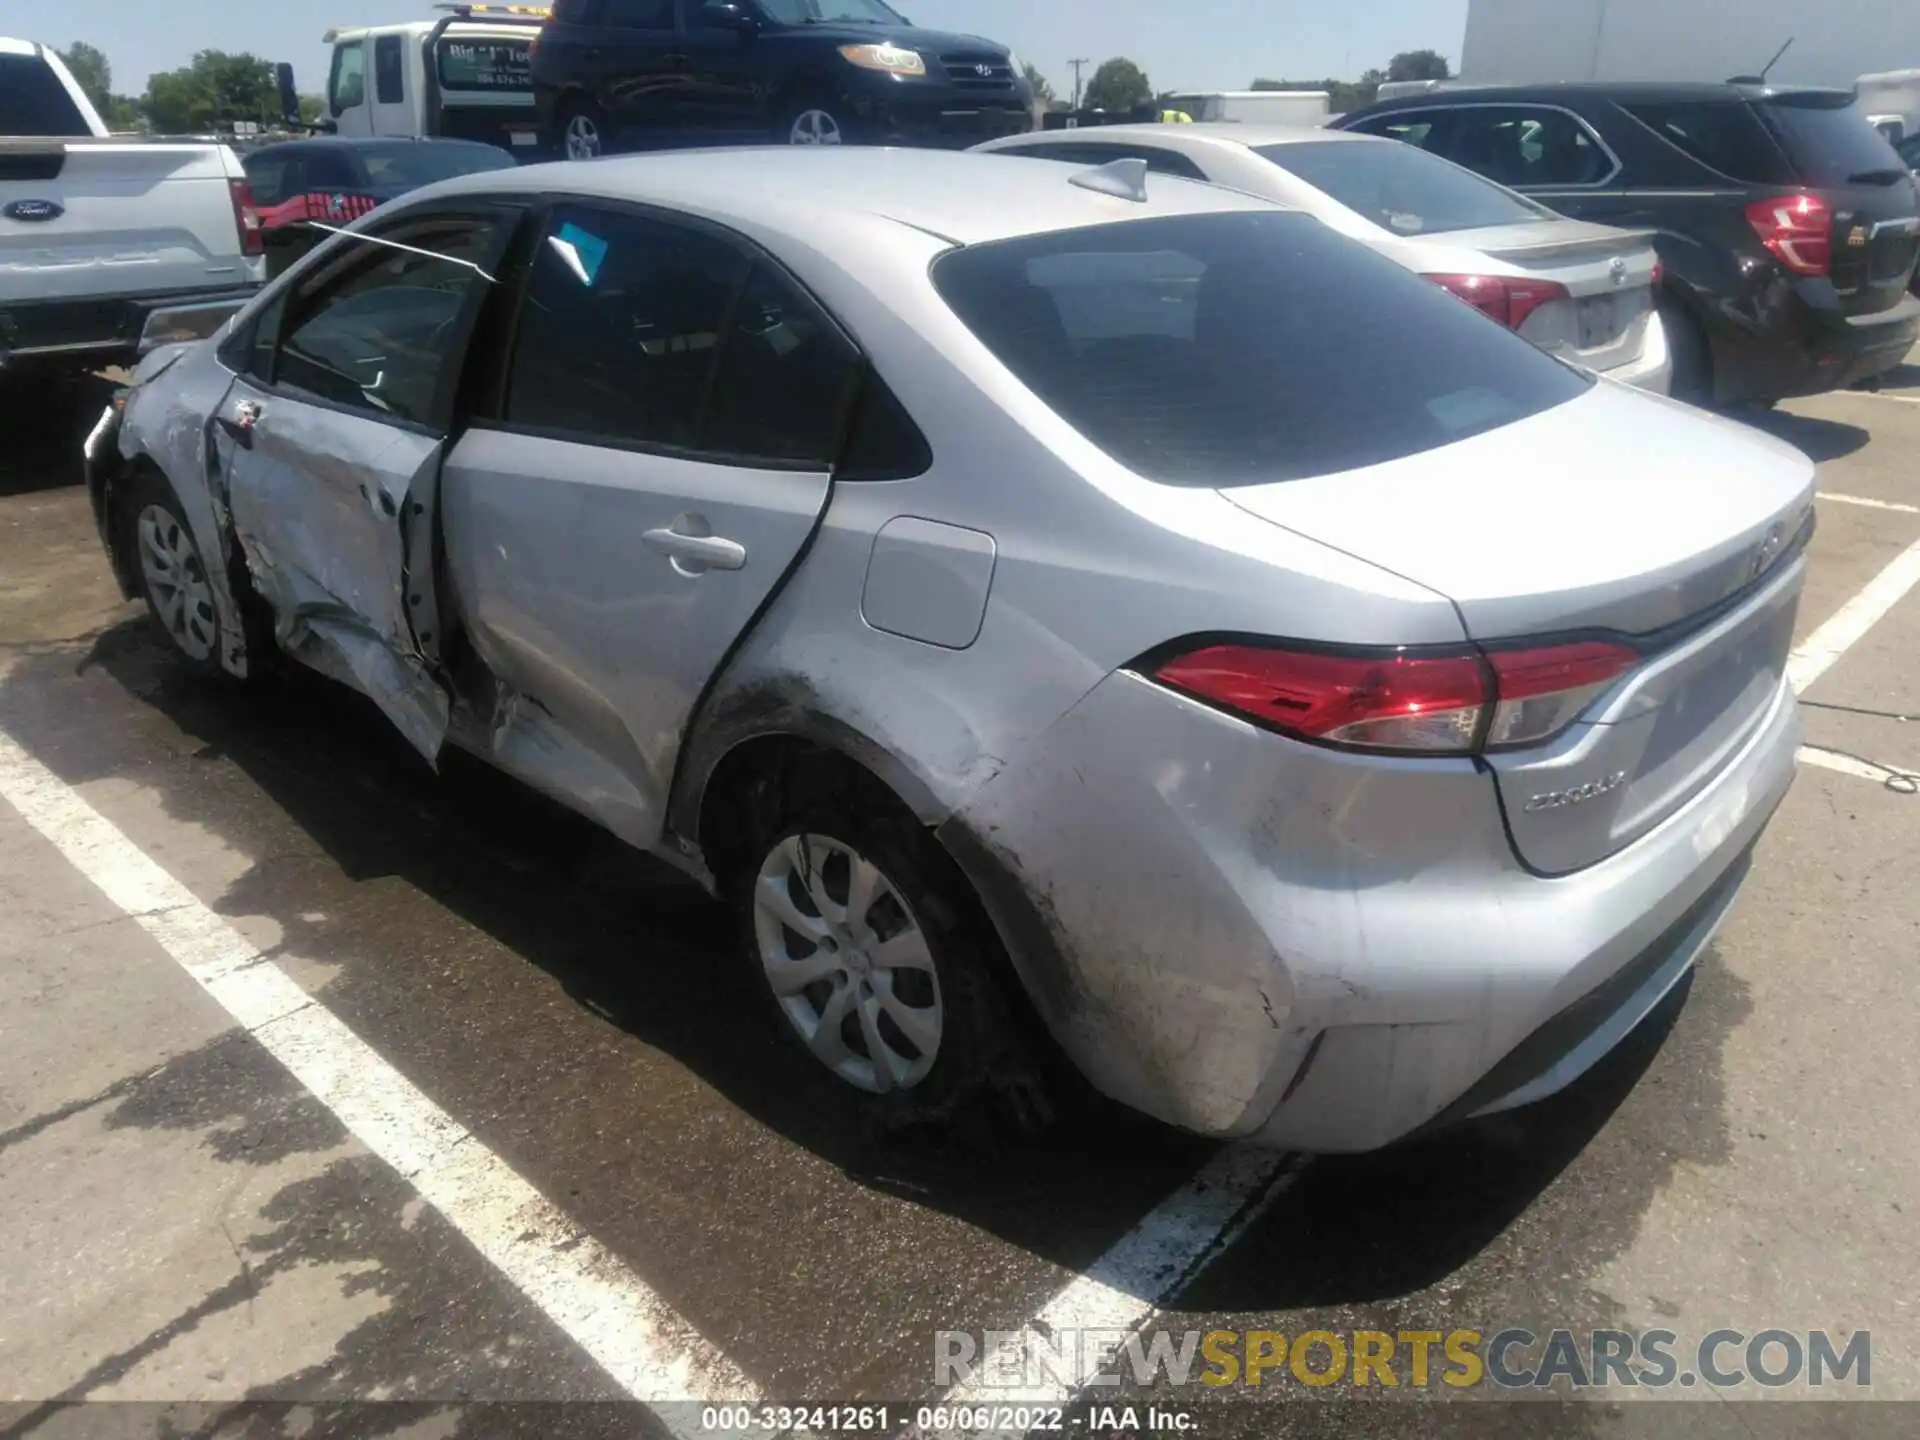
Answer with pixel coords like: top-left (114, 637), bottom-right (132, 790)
top-left (3, 361), bottom-right (1920, 1440)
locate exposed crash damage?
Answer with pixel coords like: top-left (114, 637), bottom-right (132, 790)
top-left (87, 147), bottom-right (1815, 1152)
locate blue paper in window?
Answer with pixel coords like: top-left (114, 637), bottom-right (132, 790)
top-left (554, 222), bottom-right (609, 287)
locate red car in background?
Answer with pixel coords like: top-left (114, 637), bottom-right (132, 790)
top-left (244, 136), bottom-right (518, 276)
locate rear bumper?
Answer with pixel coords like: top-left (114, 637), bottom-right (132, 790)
top-left (941, 664), bottom-right (1800, 1153)
top-left (1599, 308), bottom-right (1672, 395)
top-left (0, 282), bottom-right (261, 373)
top-left (1713, 288), bottom-right (1920, 402)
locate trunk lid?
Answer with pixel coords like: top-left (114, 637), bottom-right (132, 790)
top-left (1222, 382), bottom-right (1814, 873)
top-left (1442, 218), bottom-right (1660, 373)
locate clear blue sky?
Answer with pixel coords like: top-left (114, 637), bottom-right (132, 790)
top-left (1, 0), bottom-right (1469, 100)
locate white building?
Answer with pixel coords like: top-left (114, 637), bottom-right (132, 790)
top-left (1461, 0), bottom-right (1920, 90)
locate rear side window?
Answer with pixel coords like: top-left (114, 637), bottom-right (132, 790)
top-left (505, 207), bottom-right (864, 467)
top-left (1427, 107), bottom-right (1615, 188)
top-left (1622, 101), bottom-right (1792, 184)
top-left (931, 211), bottom-right (1591, 487)
top-left (1756, 95), bottom-right (1912, 184)
top-left (375, 35), bottom-right (406, 105)
top-left (0, 54), bottom-right (90, 136)
top-left (1257, 139), bottom-right (1554, 235)
top-left (507, 207), bottom-right (746, 449)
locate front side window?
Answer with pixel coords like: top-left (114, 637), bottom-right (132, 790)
top-left (758, 0), bottom-right (909, 24)
top-left (375, 35), bottom-right (406, 105)
top-left (604, 0), bottom-right (677, 28)
top-left (276, 218), bottom-right (502, 425)
top-left (932, 210), bottom-right (1591, 487)
top-left (331, 41), bottom-right (367, 113)
top-left (1258, 139), bottom-right (1555, 235)
top-left (1426, 107), bottom-right (1615, 188)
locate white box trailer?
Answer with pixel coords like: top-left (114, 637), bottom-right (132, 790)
top-left (1162, 91), bottom-right (1331, 125)
top-left (1856, 70), bottom-right (1920, 141)
top-left (1462, 0), bottom-right (1920, 94)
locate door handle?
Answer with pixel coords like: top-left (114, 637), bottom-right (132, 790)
top-left (643, 526), bottom-right (747, 572)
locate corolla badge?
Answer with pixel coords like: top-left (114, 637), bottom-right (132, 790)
top-left (4, 199), bottom-right (64, 223)
top-left (1525, 772), bottom-right (1628, 813)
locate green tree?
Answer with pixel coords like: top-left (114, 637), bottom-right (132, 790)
top-left (1387, 49), bottom-right (1451, 82)
top-left (56, 42), bottom-right (113, 114)
top-left (143, 50), bottom-right (278, 134)
top-left (105, 95), bottom-right (144, 131)
top-left (1083, 56), bottom-right (1151, 112)
top-left (1021, 61), bottom-right (1057, 109)
top-left (1252, 75), bottom-right (1382, 112)
top-left (299, 94), bottom-right (328, 126)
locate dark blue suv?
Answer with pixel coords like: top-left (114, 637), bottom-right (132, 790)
top-left (532, 0), bottom-right (1034, 156)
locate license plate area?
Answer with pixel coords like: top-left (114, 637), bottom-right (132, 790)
top-left (1576, 289), bottom-right (1644, 351)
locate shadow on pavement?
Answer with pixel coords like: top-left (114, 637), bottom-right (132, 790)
top-left (0, 375), bottom-right (115, 499)
top-left (0, 615), bottom-right (1712, 1324)
top-left (1742, 407), bottom-right (1871, 463)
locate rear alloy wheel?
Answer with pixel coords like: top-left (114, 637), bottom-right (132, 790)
top-left (561, 106), bottom-right (605, 160)
top-left (787, 107), bottom-right (846, 145)
top-left (752, 832), bottom-right (943, 1094)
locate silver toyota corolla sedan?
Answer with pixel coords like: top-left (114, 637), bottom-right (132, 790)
top-left (978, 124), bottom-right (1673, 395)
top-left (85, 148), bottom-right (1811, 1152)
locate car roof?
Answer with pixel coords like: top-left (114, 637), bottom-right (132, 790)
top-left (410, 146), bottom-right (1288, 246)
top-left (1353, 81), bottom-right (1854, 109)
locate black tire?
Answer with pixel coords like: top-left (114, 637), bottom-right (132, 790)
top-left (728, 788), bottom-right (1053, 1145)
top-left (1661, 301), bottom-right (1713, 406)
top-left (119, 467), bottom-right (234, 679)
top-left (556, 97), bottom-right (608, 160)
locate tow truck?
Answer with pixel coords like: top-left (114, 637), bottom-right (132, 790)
top-left (311, 4), bottom-right (549, 156)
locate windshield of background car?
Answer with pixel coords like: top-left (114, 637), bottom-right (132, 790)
top-left (932, 210), bottom-right (1592, 487)
top-left (0, 55), bottom-right (91, 136)
top-left (436, 35), bottom-right (534, 95)
top-left (1756, 94), bottom-right (1911, 184)
top-left (360, 143), bottom-right (517, 187)
top-left (757, 0), bottom-right (910, 25)
top-left (1257, 139), bottom-right (1555, 236)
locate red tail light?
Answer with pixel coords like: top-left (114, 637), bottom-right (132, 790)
top-left (229, 178), bottom-right (264, 258)
top-left (1745, 193), bottom-right (1831, 277)
top-left (1651, 258), bottom-right (1665, 288)
top-left (1152, 639), bottom-right (1639, 755)
top-left (1423, 273), bottom-right (1570, 332)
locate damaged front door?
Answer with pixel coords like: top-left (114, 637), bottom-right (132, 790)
top-left (220, 211), bottom-right (511, 761)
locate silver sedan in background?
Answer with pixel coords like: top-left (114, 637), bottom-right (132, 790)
top-left (88, 148), bottom-right (1805, 1152)
top-left (977, 123), bottom-right (1672, 394)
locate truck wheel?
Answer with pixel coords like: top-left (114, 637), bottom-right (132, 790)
top-left (559, 100), bottom-right (607, 160)
top-left (729, 787), bottom-right (1053, 1143)
top-left (120, 468), bottom-right (231, 679)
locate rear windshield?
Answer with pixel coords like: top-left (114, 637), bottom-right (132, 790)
top-left (1257, 139), bottom-right (1553, 236)
top-left (359, 143), bottom-right (517, 187)
top-left (1757, 95), bottom-right (1910, 184)
top-left (436, 36), bottom-right (534, 94)
top-left (1622, 100), bottom-right (1793, 184)
top-left (0, 54), bottom-right (91, 137)
top-left (932, 211), bottom-right (1591, 487)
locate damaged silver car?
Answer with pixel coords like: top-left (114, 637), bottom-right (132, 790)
top-left (85, 148), bottom-right (1813, 1150)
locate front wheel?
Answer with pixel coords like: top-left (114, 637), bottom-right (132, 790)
top-left (121, 468), bottom-right (229, 678)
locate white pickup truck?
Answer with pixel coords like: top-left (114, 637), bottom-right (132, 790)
top-left (1, 37), bottom-right (265, 379)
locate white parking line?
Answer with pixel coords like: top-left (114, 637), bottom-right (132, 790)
top-left (1787, 533), bottom-right (1920, 694)
top-left (1817, 492), bottom-right (1920, 515)
top-left (0, 729), bottom-right (758, 1435)
top-left (921, 1147), bottom-right (1300, 1436)
top-left (1845, 390), bottom-right (1920, 407)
